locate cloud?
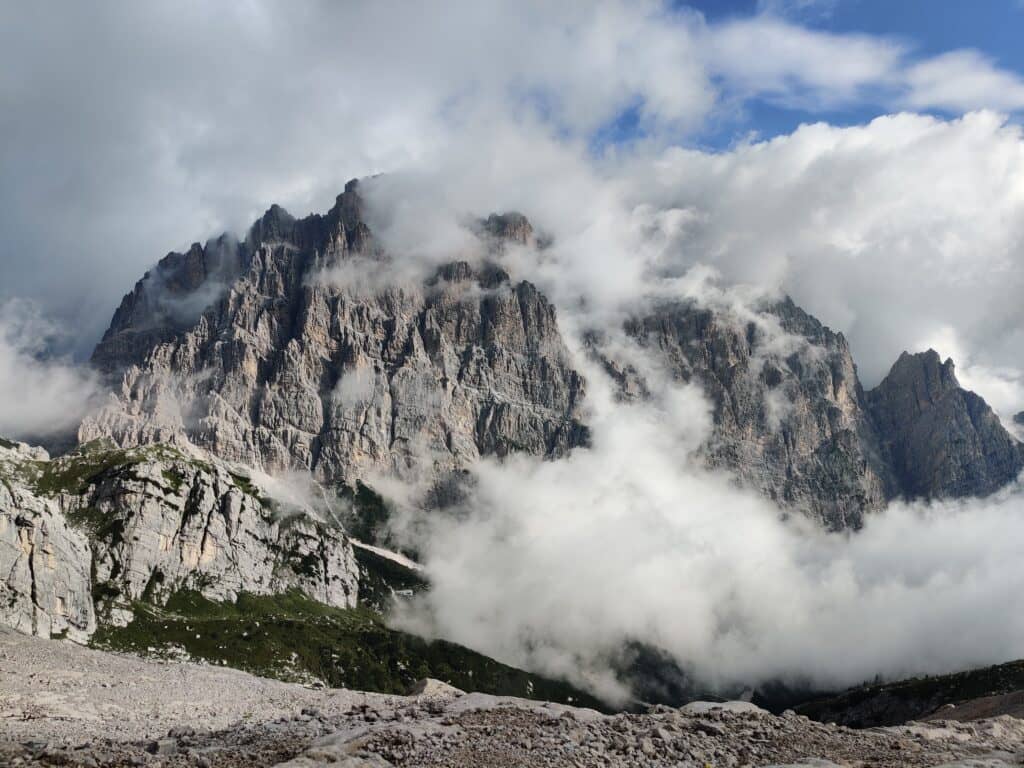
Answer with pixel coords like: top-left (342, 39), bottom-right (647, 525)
top-left (345, 106), bottom-right (1024, 700)
top-left (358, 107), bottom-right (1024, 416)
top-left (0, 1), bottom-right (714, 356)
top-left (615, 110), bottom-right (1024, 400)
top-left (703, 17), bottom-right (905, 109)
top-left (6, 2), bottom-right (1024, 362)
top-left (0, 300), bottom-right (101, 441)
top-left (702, 16), bottom-right (1024, 117)
top-left (5, 0), bottom-right (1024, 701)
top-left (391, 346), bottom-right (1024, 700)
top-left (905, 50), bottom-right (1024, 113)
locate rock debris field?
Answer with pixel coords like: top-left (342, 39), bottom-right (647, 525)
top-left (3, 628), bottom-right (1024, 768)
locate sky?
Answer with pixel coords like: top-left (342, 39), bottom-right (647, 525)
top-left (687, 0), bottom-right (1024, 143)
top-left (4, 1), bottom-right (1024, 698)
top-left (5, 1), bottom-right (1024, 358)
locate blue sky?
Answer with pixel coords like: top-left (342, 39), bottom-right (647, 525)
top-left (682, 0), bottom-right (1024, 145)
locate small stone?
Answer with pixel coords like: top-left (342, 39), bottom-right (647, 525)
top-left (145, 738), bottom-right (177, 756)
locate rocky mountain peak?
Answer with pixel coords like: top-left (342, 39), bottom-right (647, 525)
top-left (880, 349), bottom-right (959, 407)
top-left (481, 211), bottom-right (535, 246)
top-left (81, 186), bottom-right (587, 492)
top-left (248, 203), bottom-right (297, 246)
top-left (867, 349), bottom-right (1024, 500)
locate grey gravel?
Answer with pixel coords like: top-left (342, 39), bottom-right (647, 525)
top-left (3, 627), bottom-right (1024, 768)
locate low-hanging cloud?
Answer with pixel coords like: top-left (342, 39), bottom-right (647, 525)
top-left (390, 345), bottom-right (1024, 702)
top-left (0, 300), bottom-right (102, 441)
top-left (354, 115), bottom-right (1024, 699)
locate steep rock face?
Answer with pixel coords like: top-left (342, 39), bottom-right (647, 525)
top-left (73, 454), bottom-right (358, 625)
top-left (82, 183), bottom-right (587, 490)
top-left (91, 235), bottom-right (248, 374)
top-left (867, 350), bottom-right (1024, 499)
top-left (0, 443), bottom-right (95, 641)
top-left (0, 440), bottom-right (358, 639)
top-left (620, 298), bottom-right (895, 530)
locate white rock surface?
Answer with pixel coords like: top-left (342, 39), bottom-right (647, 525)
top-left (0, 440), bottom-right (359, 639)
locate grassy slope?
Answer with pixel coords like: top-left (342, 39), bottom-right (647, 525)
top-left (91, 590), bottom-right (606, 709)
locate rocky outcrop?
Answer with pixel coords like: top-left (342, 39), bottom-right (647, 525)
top-left (0, 443), bottom-right (95, 642)
top-left (866, 350), bottom-right (1024, 500)
top-left (82, 182), bottom-right (587, 492)
top-left (0, 439), bottom-right (359, 638)
top-left (617, 297), bottom-right (895, 529)
top-left (75, 453), bottom-right (358, 625)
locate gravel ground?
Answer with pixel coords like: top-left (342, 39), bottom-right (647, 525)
top-left (3, 627), bottom-right (1024, 768)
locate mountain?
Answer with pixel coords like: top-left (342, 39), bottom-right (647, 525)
top-left (612, 297), bottom-right (895, 529)
top-left (5, 181), bottom-right (1024, 713)
top-left (793, 657), bottom-right (1024, 727)
top-left (867, 349), bottom-right (1024, 500)
top-left (83, 181), bottom-right (587, 497)
top-left (81, 181), bottom-right (1022, 532)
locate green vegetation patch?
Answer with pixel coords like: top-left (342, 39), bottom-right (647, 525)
top-left (229, 471), bottom-right (273, 510)
top-left (31, 441), bottom-right (199, 497)
top-left (91, 590), bottom-right (605, 709)
top-left (66, 505), bottom-right (126, 544)
top-left (8, 441), bottom-right (224, 503)
top-left (354, 545), bottom-right (429, 613)
top-left (162, 469), bottom-right (185, 493)
top-left (338, 481), bottom-right (392, 543)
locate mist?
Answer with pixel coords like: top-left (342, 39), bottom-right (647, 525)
top-left (389, 336), bottom-right (1024, 701)
top-left (354, 132), bottom-right (1024, 700)
top-left (0, 300), bottom-right (101, 442)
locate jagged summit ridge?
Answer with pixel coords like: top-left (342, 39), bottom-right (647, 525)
top-left (867, 349), bottom-right (1024, 499)
top-left (81, 185), bottom-right (588, 491)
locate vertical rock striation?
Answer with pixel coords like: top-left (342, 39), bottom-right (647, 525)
top-left (80, 181), bottom-right (1024, 530)
top-left (82, 183), bottom-right (587, 492)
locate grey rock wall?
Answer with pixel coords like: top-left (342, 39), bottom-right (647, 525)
top-left (83, 182), bottom-right (587, 492)
top-left (0, 440), bottom-right (358, 639)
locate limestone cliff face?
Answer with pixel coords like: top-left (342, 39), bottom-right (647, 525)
top-left (82, 182), bottom-right (587, 490)
top-left (618, 298), bottom-right (895, 530)
top-left (0, 443), bottom-right (95, 642)
top-left (866, 350), bottom-right (1024, 500)
top-left (0, 440), bottom-right (358, 640)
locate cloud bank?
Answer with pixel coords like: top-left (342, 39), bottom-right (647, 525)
top-left (391, 346), bottom-right (1024, 701)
